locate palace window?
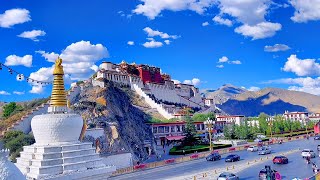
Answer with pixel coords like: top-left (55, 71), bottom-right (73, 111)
top-left (171, 126), bottom-right (175, 133)
top-left (158, 126), bottom-right (164, 133)
top-left (176, 125), bottom-right (181, 132)
top-left (165, 126), bottom-right (170, 133)
top-left (196, 124), bottom-right (201, 130)
top-left (153, 127), bottom-right (158, 134)
top-left (182, 125), bottom-right (185, 132)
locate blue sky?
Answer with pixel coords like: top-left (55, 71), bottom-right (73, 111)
top-left (1, 0), bottom-right (320, 102)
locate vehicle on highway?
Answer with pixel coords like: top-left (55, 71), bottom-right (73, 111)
top-left (301, 149), bottom-right (316, 158)
top-left (217, 172), bottom-right (239, 180)
top-left (258, 149), bottom-right (271, 155)
top-left (314, 135), bottom-right (320, 140)
top-left (272, 156), bottom-right (288, 164)
top-left (318, 145), bottom-right (320, 151)
top-left (254, 138), bottom-right (263, 142)
top-left (225, 154), bottom-right (240, 162)
top-left (258, 146), bottom-right (271, 151)
top-left (247, 146), bottom-right (258, 152)
top-left (259, 167), bottom-right (277, 180)
top-left (206, 152), bottom-right (221, 161)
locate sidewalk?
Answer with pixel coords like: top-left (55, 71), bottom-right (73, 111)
top-left (143, 143), bottom-right (184, 163)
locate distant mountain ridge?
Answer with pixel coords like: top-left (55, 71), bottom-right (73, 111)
top-left (203, 85), bottom-right (320, 117)
top-left (201, 84), bottom-right (247, 105)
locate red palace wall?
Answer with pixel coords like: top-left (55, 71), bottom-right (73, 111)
top-left (138, 67), bottom-right (163, 84)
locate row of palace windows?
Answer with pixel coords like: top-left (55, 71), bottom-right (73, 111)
top-left (152, 124), bottom-right (206, 134)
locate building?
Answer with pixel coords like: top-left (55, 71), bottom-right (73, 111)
top-left (93, 61), bottom-right (205, 119)
top-left (150, 120), bottom-right (226, 143)
top-left (204, 98), bottom-right (214, 107)
top-left (309, 113), bottom-right (320, 122)
top-left (283, 111), bottom-right (309, 123)
top-left (216, 115), bottom-right (246, 125)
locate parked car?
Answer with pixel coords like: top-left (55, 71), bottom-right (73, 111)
top-left (314, 135), bottom-right (320, 140)
top-left (258, 149), bottom-right (272, 155)
top-left (217, 172), bottom-right (239, 180)
top-left (247, 146), bottom-right (258, 152)
top-left (225, 154), bottom-right (240, 162)
top-left (273, 156), bottom-right (288, 164)
top-left (301, 149), bottom-right (316, 158)
top-left (259, 167), bottom-right (277, 180)
top-left (254, 138), bottom-right (263, 142)
top-left (206, 152), bottom-right (221, 161)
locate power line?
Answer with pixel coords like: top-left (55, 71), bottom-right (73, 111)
top-left (0, 62), bottom-right (52, 85)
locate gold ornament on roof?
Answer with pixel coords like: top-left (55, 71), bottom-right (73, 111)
top-left (50, 57), bottom-right (67, 107)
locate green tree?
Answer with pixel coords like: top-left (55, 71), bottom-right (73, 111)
top-left (183, 115), bottom-right (197, 145)
top-left (192, 112), bottom-right (215, 122)
top-left (257, 113), bottom-right (268, 135)
top-left (223, 125), bottom-right (231, 139)
top-left (2, 102), bottom-right (17, 118)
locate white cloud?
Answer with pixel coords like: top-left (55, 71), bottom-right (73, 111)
top-left (183, 78), bottom-right (201, 86)
top-left (36, 51), bottom-right (59, 63)
top-left (29, 85), bottom-right (44, 94)
top-left (13, 91), bottom-right (25, 95)
top-left (5, 55), bottom-right (32, 67)
top-left (216, 0), bottom-right (282, 39)
top-left (90, 65), bottom-right (99, 72)
top-left (0, 91), bottom-right (10, 95)
top-left (127, 41), bottom-right (135, 45)
top-left (264, 44), bottom-right (290, 52)
top-left (212, 16), bottom-right (232, 26)
top-left (164, 40), bottom-right (171, 45)
top-left (202, 21), bottom-right (209, 26)
top-left (234, 22), bottom-right (282, 40)
top-left (18, 30), bottom-right (46, 41)
top-left (0, 8), bottom-right (31, 28)
top-left (266, 77), bottom-right (320, 95)
top-left (247, 86), bottom-right (260, 91)
top-left (30, 41), bottom-right (109, 93)
top-left (217, 56), bottom-right (241, 65)
top-left (143, 27), bottom-right (178, 39)
top-left (282, 54), bottom-right (320, 76)
top-left (142, 39), bottom-right (163, 48)
top-left (290, 0), bottom-right (320, 22)
top-left (218, 56), bottom-right (228, 63)
top-left (229, 60), bottom-right (241, 64)
top-left (133, 0), bottom-right (216, 19)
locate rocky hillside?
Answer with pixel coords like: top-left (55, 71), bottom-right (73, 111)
top-left (201, 84), bottom-right (247, 105)
top-left (214, 86), bottom-right (320, 116)
top-left (71, 80), bottom-right (154, 161)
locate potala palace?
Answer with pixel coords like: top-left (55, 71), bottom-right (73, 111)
top-left (92, 61), bottom-right (209, 119)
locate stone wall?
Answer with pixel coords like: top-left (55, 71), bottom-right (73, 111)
top-left (101, 153), bottom-right (133, 169)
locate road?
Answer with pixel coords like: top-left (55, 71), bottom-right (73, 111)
top-left (110, 139), bottom-right (317, 180)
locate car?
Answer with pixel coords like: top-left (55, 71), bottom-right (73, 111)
top-left (206, 152), bottom-right (221, 161)
top-left (247, 146), bottom-right (258, 152)
top-left (225, 154), bottom-right (240, 162)
top-left (318, 145), bottom-right (320, 152)
top-left (258, 146), bottom-right (271, 151)
top-left (314, 135), bottom-right (320, 140)
top-left (254, 138), bottom-right (263, 142)
top-left (273, 156), bottom-right (288, 164)
top-left (258, 149), bottom-right (271, 155)
top-left (217, 172), bottom-right (239, 180)
top-left (259, 167), bottom-right (277, 180)
top-left (301, 149), bottom-right (316, 158)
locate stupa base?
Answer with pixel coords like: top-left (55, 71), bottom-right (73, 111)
top-left (16, 142), bottom-right (115, 180)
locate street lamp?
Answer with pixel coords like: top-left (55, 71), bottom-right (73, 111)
top-left (267, 117), bottom-right (273, 139)
top-left (204, 117), bottom-right (215, 152)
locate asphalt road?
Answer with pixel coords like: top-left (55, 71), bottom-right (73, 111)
top-left (238, 138), bottom-right (320, 180)
top-left (110, 139), bottom-right (316, 180)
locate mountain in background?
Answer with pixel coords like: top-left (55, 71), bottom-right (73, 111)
top-left (207, 85), bottom-right (320, 117)
top-left (201, 84), bottom-right (247, 105)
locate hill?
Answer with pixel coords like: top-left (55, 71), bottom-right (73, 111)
top-left (201, 84), bottom-right (247, 105)
top-left (215, 86), bottom-right (320, 116)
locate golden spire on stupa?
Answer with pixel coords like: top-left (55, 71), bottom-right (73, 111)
top-left (50, 57), bottom-right (67, 107)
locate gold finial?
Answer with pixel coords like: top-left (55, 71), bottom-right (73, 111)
top-left (50, 57), bottom-right (67, 107)
top-left (53, 57), bottom-right (64, 75)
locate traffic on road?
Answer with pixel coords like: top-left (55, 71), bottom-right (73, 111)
top-left (111, 137), bottom-right (320, 180)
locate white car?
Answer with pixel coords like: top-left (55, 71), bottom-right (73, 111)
top-left (217, 172), bottom-right (239, 180)
top-left (247, 146), bottom-right (258, 152)
top-left (301, 149), bottom-right (316, 158)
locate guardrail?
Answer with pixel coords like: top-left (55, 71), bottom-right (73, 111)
top-left (305, 171), bottom-right (320, 180)
top-left (110, 134), bottom-right (312, 177)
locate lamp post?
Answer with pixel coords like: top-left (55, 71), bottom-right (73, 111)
top-left (204, 117), bottom-right (215, 152)
top-left (267, 117), bottom-right (273, 139)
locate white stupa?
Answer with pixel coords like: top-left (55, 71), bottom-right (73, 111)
top-left (15, 57), bottom-right (115, 179)
top-left (0, 149), bottom-right (25, 180)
